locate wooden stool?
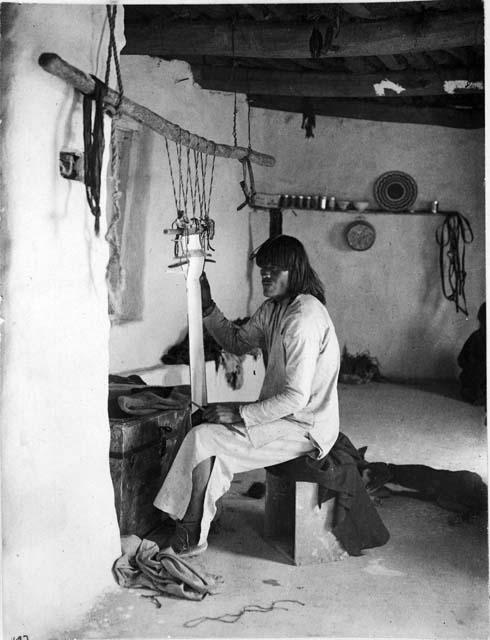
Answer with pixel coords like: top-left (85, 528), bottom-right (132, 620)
top-left (264, 471), bottom-right (347, 565)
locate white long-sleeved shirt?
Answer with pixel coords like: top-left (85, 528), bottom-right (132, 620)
top-left (204, 294), bottom-right (340, 458)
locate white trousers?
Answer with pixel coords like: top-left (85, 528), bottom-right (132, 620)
top-left (153, 421), bottom-right (315, 546)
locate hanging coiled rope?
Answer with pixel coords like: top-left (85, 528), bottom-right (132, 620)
top-left (82, 4), bottom-right (123, 241)
top-left (435, 212), bottom-right (474, 316)
top-left (83, 77), bottom-right (106, 235)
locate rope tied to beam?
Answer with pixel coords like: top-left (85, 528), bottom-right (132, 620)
top-left (105, 5), bottom-right (124, 111)
top-left (82, 4), bottom-right (124, 239)
top-left (231, 17), bottom-right (238, 147)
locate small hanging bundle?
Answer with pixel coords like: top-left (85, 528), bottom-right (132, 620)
top-left (301, 98), bottom-right (316, 139)
top-left (236, 98), bottom-right (256, 210)
top-left (435, 212), bottom-right (474, 315)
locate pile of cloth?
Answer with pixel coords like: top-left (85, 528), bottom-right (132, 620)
top-left (108, 374), bottom-right (190, 419)
top-left (113, 535), bottom-right (221, 602)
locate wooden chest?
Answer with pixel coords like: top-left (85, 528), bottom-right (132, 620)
top-left (109, 404), bottom-right (191, 537)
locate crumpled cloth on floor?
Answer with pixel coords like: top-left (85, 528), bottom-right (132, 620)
top-left (117, 391), bottom-right (187, 415)
top-left (113, 535), bottom-right (219, 601)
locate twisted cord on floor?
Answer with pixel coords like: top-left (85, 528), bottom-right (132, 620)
top-left (183, 599), bottom-right (305, 628)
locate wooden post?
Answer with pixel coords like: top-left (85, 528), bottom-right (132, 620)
top-left (38, 53), bottom-right (276, 168)
top-left (269, 208), bottom-right (283, 238)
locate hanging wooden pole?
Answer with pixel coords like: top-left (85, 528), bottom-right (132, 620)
top-left (38, 53), bottom-right (275, 168)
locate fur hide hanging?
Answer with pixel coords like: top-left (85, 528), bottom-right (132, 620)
top-left (161, 318), bottom-right (260, 390)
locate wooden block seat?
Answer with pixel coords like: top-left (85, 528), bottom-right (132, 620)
top-left (264, 470), bottom-right (348, 565)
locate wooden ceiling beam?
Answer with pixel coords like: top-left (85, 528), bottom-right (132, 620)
top-left (376, 54), bottom-right (408, 71)
top-left (123, 10), bottom-right (483, 59)
top-left (248, 95), bottom-right (484, 129)
top-left (192, 65), bottom-right (483, 98)
top-left (343, 57), bottom-right (378, 74)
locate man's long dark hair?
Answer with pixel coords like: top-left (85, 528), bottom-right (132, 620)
top-left (251, 235), bottom-right (326, 305)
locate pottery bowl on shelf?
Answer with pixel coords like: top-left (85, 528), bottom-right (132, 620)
top-left (353, 200), bottom-right (370, 212)
top-left (337, 200), bottom-right (350, 211)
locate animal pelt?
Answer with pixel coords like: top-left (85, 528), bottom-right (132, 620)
top-left (161, 318), bottom-right (259, 390)
top-left (220, 351), bottom-right (245, 391)
top-left (359, 456), bottom-right (487, 518)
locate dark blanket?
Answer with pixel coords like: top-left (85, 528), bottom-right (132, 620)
top-left (267, 432), bottom-right (390, 556)
top-left (458, 329), bottom-right (486, 405)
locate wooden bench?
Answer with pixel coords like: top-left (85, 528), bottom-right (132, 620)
top-left (264, 471), bottom-right (348, 565)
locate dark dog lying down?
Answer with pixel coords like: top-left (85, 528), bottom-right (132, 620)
top-left (360, 458), bottom-right (487, 516)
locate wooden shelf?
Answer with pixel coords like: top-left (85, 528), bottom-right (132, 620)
top-left (249, 192), bottom-right (452, 216)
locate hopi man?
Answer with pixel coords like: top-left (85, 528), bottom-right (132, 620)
top-left (154, 235), bottom-right (341, 556)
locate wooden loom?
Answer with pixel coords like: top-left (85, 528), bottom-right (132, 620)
top-left (39, 52), bottom-right (276, 407)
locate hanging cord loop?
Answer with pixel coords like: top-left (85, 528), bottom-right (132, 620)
top-left (237, 155), bottom-right (256, 210)
top-left (105, 5), bottom-right (124, 112)
top-left (83, 77), bottom-right (107, 235)
top-left (435, 212), bottom-right (474, 315)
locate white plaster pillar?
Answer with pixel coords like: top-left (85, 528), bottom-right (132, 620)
top-left (0, 5), bottom-right (124, 637)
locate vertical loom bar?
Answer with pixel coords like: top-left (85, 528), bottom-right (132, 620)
top-left (185, 234), bottom-right (208, 407)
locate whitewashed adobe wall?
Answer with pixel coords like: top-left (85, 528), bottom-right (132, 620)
top-left (247, 112), bottom-right (485, 379)
top-left (1, 5), bottom-right (123, 638)
top-left (109, 56), bottom-right (484, 381)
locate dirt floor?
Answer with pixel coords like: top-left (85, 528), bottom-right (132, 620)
top-left (62, 381), bottom-right (487, 639)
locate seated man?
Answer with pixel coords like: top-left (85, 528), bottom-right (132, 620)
top-left (154, 234), bottom-right (341, 556)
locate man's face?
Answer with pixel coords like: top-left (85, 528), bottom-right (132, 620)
top-left (259, 264), bottom-right (289, 299)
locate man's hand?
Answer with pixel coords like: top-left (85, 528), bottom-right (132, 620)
top-left (202, 403), bottom-right (246, 436)
top-left (200, 272), bottom-right (214, 314)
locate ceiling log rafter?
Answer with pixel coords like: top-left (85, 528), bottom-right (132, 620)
top-left (123, 2), bottom-right (484, 130)
top-left (122, 10), bottom-right (483, 59)
top-left (193, 65), bottom-right (483, 98)
top-left (249, 95), bottom-right (484, 129)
